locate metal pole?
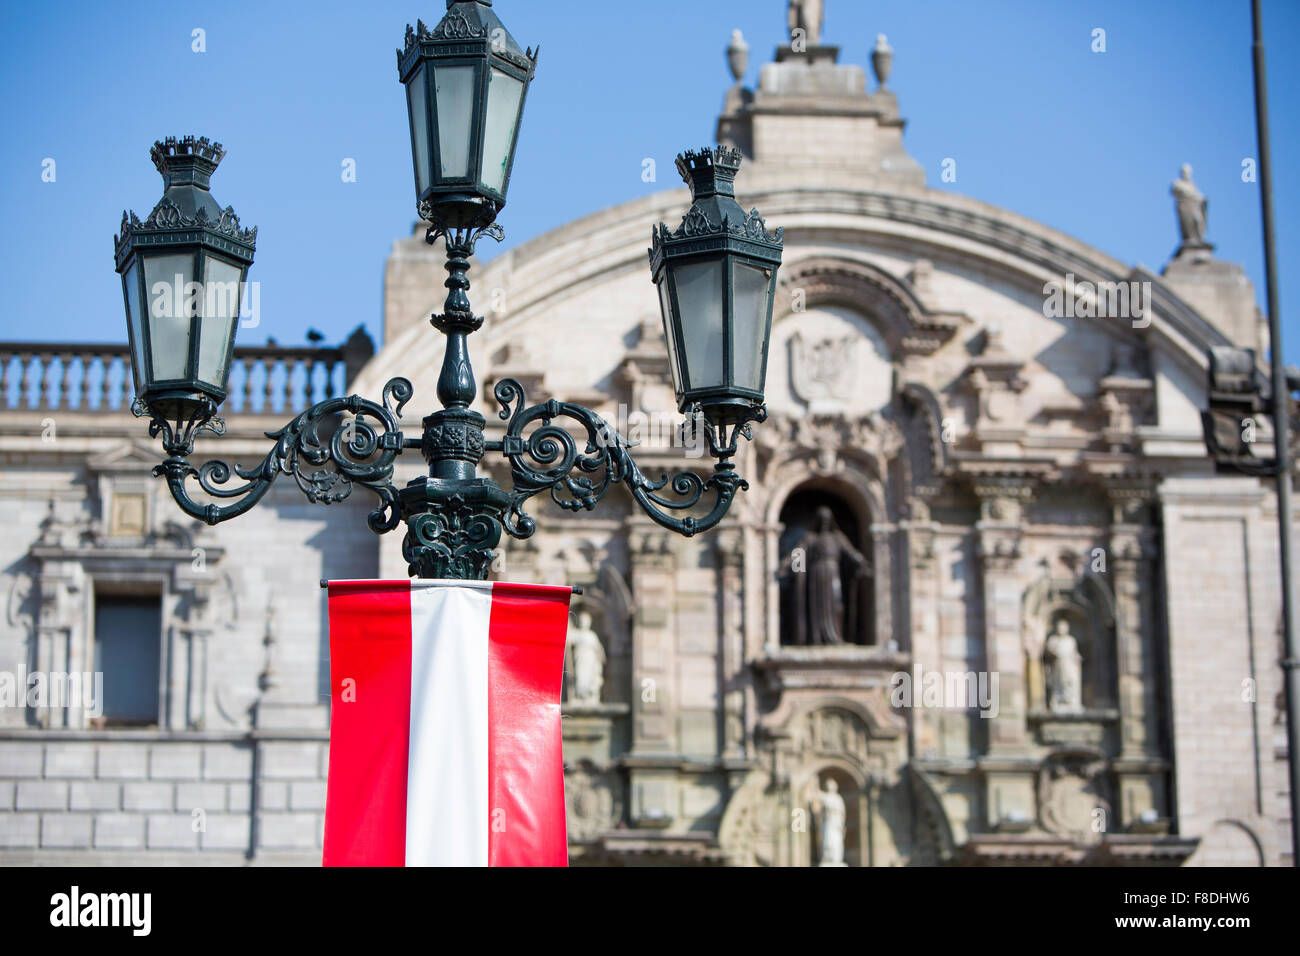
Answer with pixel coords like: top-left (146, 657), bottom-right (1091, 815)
top-left (1250, 0), bottom-right (1300, 866)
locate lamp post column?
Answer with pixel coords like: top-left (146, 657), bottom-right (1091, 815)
top-left (1251, 0), bottom-right (1300, 867)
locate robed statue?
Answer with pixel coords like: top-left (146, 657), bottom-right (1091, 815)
top-left (788, 0), bottom-right (825, 47)
top-left (780, 505), bottom-right (868, 645)
top-left (1171, 163), bottom-right (1209, 253)
top-left (1044, 619), bottom-right (1084, 713)
top-left (564, 610), bottom-right (606, 705)
top-left (813, 777), bottom-right (847, 866)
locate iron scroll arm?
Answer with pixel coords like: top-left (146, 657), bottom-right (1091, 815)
top-left (145, 377), bottom-right (414, 531)
top-left (491, 377), bottom-right (764, 540)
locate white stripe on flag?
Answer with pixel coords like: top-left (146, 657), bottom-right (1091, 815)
top-left (406, 584), bottom-right (491, 866)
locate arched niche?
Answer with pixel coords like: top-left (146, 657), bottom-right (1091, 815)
top-left (763, 469), bottom-right (893, 650)
top-left (1022, 572), bottom-right (1118, 715)
top-left (772, 255), bottom-right (952, 358)
top-left (777, 485), bottom-right (873, 646)
top-left (806, 765), bottom-right (863, 867)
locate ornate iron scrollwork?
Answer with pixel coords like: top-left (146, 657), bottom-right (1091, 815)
top-left (492, 377), bottom-right (763, 540)
top-left (150, 377), bottom-right (412, 532)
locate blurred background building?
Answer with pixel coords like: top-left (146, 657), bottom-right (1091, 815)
top-left (0, 1), bottom-right (1291, 865)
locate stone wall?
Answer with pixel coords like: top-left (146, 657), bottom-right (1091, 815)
top-left (0, 734), bottom-right (327, 863)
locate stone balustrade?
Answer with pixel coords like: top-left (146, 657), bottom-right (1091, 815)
top-left (0, 332), bottom-right (373, 416)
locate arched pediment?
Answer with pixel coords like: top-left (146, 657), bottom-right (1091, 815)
top-left (756, 417), bottom-right (900, 518)
top-left (774, 255), bottom-right (968, 357)
top-left (760, 692), bottom-right (906, 746)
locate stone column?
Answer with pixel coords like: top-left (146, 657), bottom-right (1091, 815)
top-left (973, 479), bottom-right (1033, 754)
top-left (904, 498), bottom-right (941, 757)
top-left (1107, 485), bottom-right (1169, 827)
top-left (870, 523), bottom-right (894, 645)
top-left (626, 526), bottom-right (678, 827)
top-left (171, 581), bottom-right (213, 731)
top-left (34, 562), bottom-right (83, 729)
top-left (715, 527), bottom-right (746, 759)
top-left (1108, 489), bottom-right (1161, 758)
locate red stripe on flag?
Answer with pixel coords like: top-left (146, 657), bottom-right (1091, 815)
top-left (487, 583), bottom-right (572, 867)
top-left (323, 581), bottom-right (413, 867)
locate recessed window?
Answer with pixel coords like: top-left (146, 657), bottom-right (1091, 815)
top-left (92, 593), bottom-right (162, 727)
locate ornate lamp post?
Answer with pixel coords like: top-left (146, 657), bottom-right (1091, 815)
top-left (115, 0), bottom-right (783, 581)
top-left (115, 136), bottom-right (257, 454)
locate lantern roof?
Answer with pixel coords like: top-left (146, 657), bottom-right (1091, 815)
top-left (397, 1), bottom-right (539, 81)
top-left (648, 146), bottom-right (783, 275)
top-left (114, 136), bottom-right (257, 272)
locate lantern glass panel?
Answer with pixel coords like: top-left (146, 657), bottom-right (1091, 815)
top-left (657, 278), bottom-right (684, 397)
top-left (407, 63), bottom-right (430, 196)
top-left (144, 253), bottom-right (195, 382)
top-left (197, 256), bottom-right (243, 389)
top-left (122, 261), bottom-right (144, 391)
top-left (482, 68), bottom-right (524, 194)
top-left (674, 260), bottom-right (726, 390)
top-left (731, 262), bottom-right (772, 393)
top-left (435, 64), bottom-right (477, 180)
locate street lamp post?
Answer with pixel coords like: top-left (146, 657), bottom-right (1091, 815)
top-left (115, 0), bottom-right (783, 582)
top-left (1200, 0), bottom-right (1300, 866)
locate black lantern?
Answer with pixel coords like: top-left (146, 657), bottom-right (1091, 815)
top-left (649, 146), bottom-right (784, 426)
top-left (398, 1), bottom-right (538, 230)
top-left (114, 136), bottom-right (257, 424)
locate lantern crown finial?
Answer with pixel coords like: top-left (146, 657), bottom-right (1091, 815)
top-left (115, 135), bottom-right (254, 271)
top-left (675, 146), bottom-right (743, 201)
top-left (150, 136), bottom-right (225, 189)
top-left (401, 1), bottom-right (535, 69)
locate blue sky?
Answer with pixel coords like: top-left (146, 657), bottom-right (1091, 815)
top-left (1, 0), bottom-right (1297, 363)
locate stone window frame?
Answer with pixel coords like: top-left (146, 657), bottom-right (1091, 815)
top-left (29, 543), bottom-right (223, 733)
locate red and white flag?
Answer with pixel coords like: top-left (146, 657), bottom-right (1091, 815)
top-left (323, 579), bottom-right (572, 867)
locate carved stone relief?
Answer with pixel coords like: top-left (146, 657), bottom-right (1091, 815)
top-left (789, 331), bottom-right (858, 414)
top-left (565, 764), bottom-right (623, 843)
top-left (1038, 752), bottom-right (1110, 843)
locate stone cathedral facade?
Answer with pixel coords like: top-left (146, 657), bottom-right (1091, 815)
top-left (0, 4), bottom-right (1291, 865)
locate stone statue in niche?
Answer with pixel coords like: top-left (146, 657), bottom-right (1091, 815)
top-left (813, 777), bottom-right (847, 866)
top-left (1044, 619), bottom-right (1084, 713)
top-left (780, 506), bottom-right (868, 645)
top-left (564, 609), bottom-right (606, 705)
top-left (788, 0), bottom-right (825, 46)
top-left (1099, 391), bottom-right (1131, 433)
top-left (1171, 164), bottom-right (1210, 254)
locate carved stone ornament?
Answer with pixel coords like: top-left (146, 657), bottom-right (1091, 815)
top-left (718, 774), bottom-right (779, 867)
top-left (759, 411), bottom-right (904, 476)
top-left (565, 768), bottom-right (621, 843)
top-left (798, 707), bottom-right (872, 767)
top-left (1038, 753), bottom-right (1110, 843)
top-left (789, 331), bottom-right (858, 413)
